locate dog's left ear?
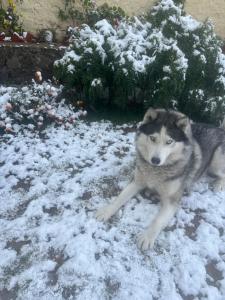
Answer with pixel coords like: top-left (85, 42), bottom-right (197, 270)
top-left (176, 116), bottom-right (190, 134)
top-left (142, 108), bottom-right (158, 124)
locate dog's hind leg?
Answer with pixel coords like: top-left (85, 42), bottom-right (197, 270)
top-left (95, 181), bottom-right (143, 222)
top-left (209, 145), bottom-right (225, 192)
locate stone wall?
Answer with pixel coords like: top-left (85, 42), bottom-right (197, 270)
top-left (1, 0), bottom-right (225, 40)
top-left (0, 43), bottom-right (64, 84)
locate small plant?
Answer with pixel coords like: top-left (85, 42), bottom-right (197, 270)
top-left (0, 82), bottom-right (87, 135)
top-left (0, 0), bottom-right (23, 35)
top-left (58, 0), bottom-right (126, 27)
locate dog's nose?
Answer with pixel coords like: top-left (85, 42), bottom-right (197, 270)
top-left (151, 157), bottom-right (161, 165)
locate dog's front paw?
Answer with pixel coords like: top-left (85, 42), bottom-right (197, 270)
top-left (95, 205), bottom-right (115, 222)
top-left (137, 231), bottom-right (156, 251)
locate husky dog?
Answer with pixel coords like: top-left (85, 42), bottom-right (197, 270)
top-left (96, 108), bottom-right (225, 250)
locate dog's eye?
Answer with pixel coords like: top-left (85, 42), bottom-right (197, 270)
top-left (166, 139), bottom-right (173, 145)
top-left (149, 136), bottom-right (156, 142)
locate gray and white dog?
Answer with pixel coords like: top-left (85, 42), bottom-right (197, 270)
top-left (96, 108), bottom-right (225, 250)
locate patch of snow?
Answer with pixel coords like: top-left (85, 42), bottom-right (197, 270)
top-left (163, 65), bottom-right (171, 73)
top-left (91, 78), bottom-right (102, 87)
top-left (95, 19), bottom-right (116, 36)
top-left (180, 15), bottom-right (201, 32)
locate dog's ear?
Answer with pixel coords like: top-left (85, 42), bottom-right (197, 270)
top-left (142, 108), bottom-right (158, 124)
top-left (176, 116), bottom-right (190, 133)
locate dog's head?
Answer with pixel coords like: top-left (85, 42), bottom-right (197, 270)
top-left (136, 108), bottom-right (192, 166)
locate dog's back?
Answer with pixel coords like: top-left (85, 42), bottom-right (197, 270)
top-left (191, 123), bottom-right (225, 177)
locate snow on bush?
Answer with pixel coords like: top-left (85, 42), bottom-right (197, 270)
top-left (0, 82), bottom-right (87, 134)
top-left (54, 0), bottom-right (225, 123)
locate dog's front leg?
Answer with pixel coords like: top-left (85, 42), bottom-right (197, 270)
top-left (96, 181), bottom-right (142, 222)
top-left (137, 200), bottom-right (179, 250)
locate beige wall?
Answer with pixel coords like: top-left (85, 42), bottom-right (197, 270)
top-left (186, 0), bottom-right (225, 39)
top-left (2, 0), bottom-right (225, 40)
top-left (96, 0), bottom-right (155, 15)
top-left (99, 0), bottom-right (225, 38)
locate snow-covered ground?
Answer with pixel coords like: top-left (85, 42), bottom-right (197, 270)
top-left (0, 88), bottom-right (225, 300)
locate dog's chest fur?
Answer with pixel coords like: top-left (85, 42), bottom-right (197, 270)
top-left (135, 153), bottom-right (189, 198)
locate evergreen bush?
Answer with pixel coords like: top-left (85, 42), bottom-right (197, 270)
top-left (54, 0), bottom-right (225, 123)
